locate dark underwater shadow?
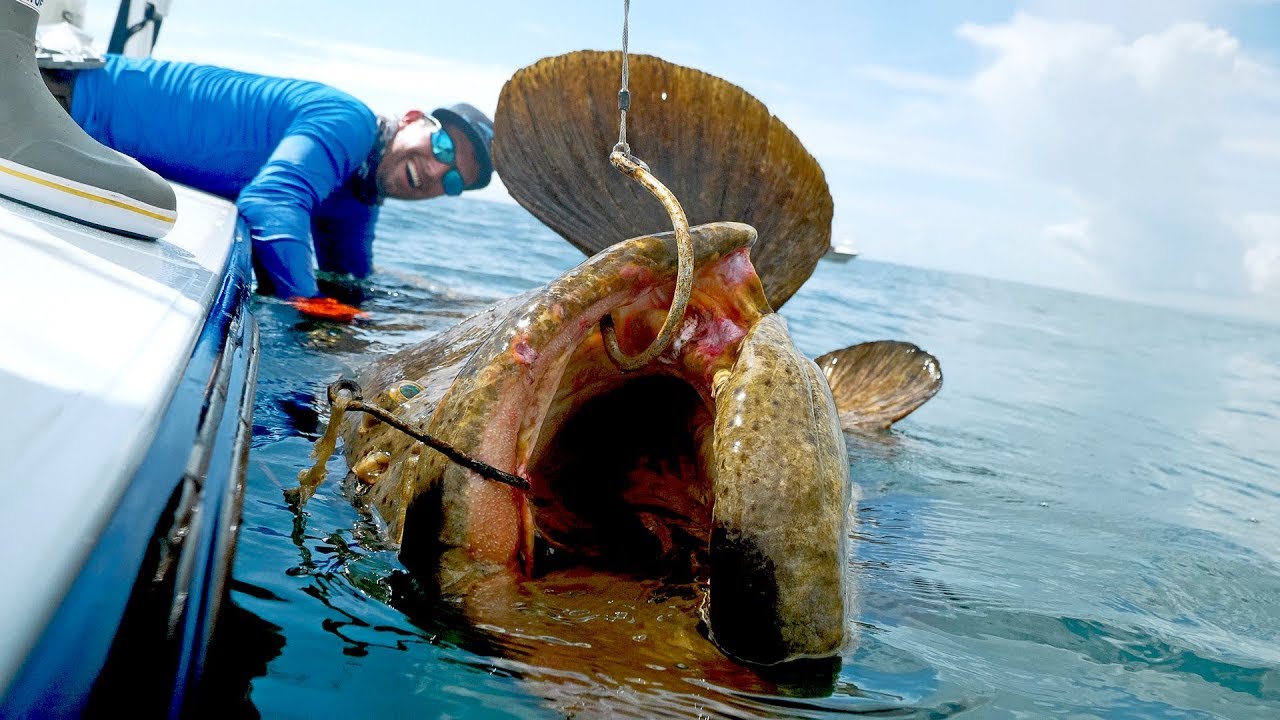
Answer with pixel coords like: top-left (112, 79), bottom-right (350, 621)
top-left (194, 583), bottom-right (287, 719)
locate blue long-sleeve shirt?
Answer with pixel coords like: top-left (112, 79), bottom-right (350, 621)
top-left (70, 54), bottom-right (382, 298)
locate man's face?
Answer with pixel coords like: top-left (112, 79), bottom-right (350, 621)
top-left (377, 110), bottom-right (480, 200)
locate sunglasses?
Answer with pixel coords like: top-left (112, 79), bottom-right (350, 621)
top-left (428, 116), bottom-right (465, 197)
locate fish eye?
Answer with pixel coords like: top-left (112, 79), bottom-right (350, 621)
top-left (388, 381), bottom-right (424, 404)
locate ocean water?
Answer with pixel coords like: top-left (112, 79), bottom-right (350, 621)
top-left (206, 197), bottom-right (1280, 718)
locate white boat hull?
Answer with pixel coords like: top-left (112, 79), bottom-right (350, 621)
top-left (0, 183), bottom-right (258, 715)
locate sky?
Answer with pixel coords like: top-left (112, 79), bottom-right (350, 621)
top-left (71, 0), bottom-right (1280, 321)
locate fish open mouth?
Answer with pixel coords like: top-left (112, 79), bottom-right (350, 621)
top-left (518, 239), bottom-right (764, 583)
top-left (347, 222), bottom-right (851, 665)
top-left (527, 372), bottom-right (715, 580)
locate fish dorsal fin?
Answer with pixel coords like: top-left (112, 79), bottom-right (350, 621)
top-left (815, 341), bottom-right (943, 430)
top-left (494, 50), bottom-right (832, 310)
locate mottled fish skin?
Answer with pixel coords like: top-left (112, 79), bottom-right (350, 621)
top-left (494, 50), bottom-right (834, 310)
top-left (710, 314), bottom-right (852, 663)
top-left (340, 294), bottom-right (529, 544)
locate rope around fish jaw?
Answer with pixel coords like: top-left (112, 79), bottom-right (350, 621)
top-left (293, 379), bottom-right (529, 504)
top-left (603, 0), bottom-right (696, 372)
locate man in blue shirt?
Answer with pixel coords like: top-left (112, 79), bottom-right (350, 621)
top-left (55, 54), bottom-right (495, 318)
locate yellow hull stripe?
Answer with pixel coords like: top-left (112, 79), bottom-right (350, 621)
top-left (0, 162), bottom-right (176, 223)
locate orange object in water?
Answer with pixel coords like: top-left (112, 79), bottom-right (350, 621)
top-left (289, 296), bottom-right (366, 322)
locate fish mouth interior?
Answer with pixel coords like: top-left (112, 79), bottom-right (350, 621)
top-left (525, 372), bottom-right (715, 581)
top-left (506, 246), bottom-right (769, 583)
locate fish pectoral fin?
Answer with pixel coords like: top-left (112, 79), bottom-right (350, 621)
top-left (815, 340), bottom-right (943, 430)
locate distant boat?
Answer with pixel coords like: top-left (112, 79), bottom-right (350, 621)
top-left (823, 240), bottom-right (859, 264)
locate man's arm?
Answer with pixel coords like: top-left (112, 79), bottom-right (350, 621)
top-left (240, 135), bottom-right (374, 321)
top-left (237, 134), bottom-right (345, 299)
top-left (313, 188), bottom-right (379, 279)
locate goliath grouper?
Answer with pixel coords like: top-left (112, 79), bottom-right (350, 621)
top-left (300, 51), bottom-right (942, 670)
top-left (317, 221), bottom-right (940, 668)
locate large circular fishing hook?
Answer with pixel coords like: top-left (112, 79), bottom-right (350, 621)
top-left (600, 0), bottom-right (697, 372)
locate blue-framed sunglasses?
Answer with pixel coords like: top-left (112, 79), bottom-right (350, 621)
top-left (428, 116), bottom-right (465, 197)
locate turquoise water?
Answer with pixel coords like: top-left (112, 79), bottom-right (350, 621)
top-left (209, 197), bottom-right (1280, 718)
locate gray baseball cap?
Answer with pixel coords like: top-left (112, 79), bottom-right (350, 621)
top-left (432, 103), bottom-right (494, 190)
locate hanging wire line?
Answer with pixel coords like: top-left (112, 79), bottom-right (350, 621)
top-left (601, 0), bottom-right (698, 372)
top-left (615, 0), bottom-right (632, 156)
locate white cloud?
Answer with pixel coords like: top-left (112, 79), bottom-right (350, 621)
top-left (1240, 213), bottom-right (1280, 294)
top-left (1022, 0), bottom-right (1274, 35)
top-left (153, 30), bottom-right (511, 120)
top-left (1224, 136), bottom-right (1280, 160)
top-left (786, 114), bottom-right (1003, 183)
top-left (958, 13), bottom-right (1280, 308)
